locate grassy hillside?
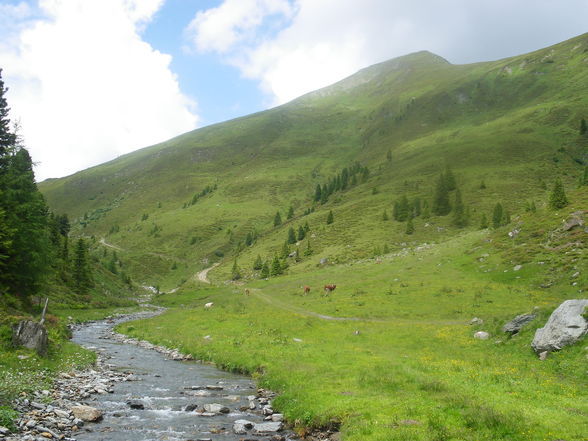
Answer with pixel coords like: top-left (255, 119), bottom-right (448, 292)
top-left (37, 34), bottom-right (588, 440)
top-left (40, 34), bottom-right (588, 290)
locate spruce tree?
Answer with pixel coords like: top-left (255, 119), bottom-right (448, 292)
top-left (287, 227), bottom-right (296, 244)
top-left (304, 221), bottom-right (310, 232)
top-left (579, 167), bottom-right (588, 186)
top-left (0, 69), bottom-right (16, 161)
top-left (245, 231), bottom-right (254, 246)
top-left (287, 205), bottom-right (294, 220)
top-left (273, 211), bottom-right (282, 227)
top-left (73, 238), bottom-right (93, 293)
top-left (297, 225), bottom-right (306, 241)
top-left (314, 184), bottom-right (322, 202)
top-left (231, 259), bottom-right (241, 280)
top-left (260, 261), bottom-right (270, 278)
top-left (326, 210), bottom-right (334, 224)
top-left (413, 198), bottom-right (421, 217)
top-left (405, 218), bottom-right (415, 235)
top-left (253, 255), bottom-right (263, 271)
top-left (580, 118), bottom-right (587, 135)
top-left (549, 177), bottom-right (569, 209)
top-left (304, 240), bottom-right (313, 256)
top-left (382, 210), bottom-right (389, 221)
top-left (421, 200), bottom-right (431, 219)
top-left (432, 174), bottom-right (451, 216)
top-left (492, 203), bottom-right (503, 229)
top-left (281, 241), bottom-right (290, 259)
top-left (479, 180), bottom-right (487, 190)
top-left (270, 255), bottom-right (282, 276)
top-left (479, 214), bottom-right (488, 229)
top-left (444, 167), bottom-right (457, 191)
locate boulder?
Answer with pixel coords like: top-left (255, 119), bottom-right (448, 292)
top-left (473, 331), bottom-right (490, 340)
top-left (502, 313), bottom-right (536, 335)
top-left (127, 400), bottom-right (145, 410)
top-left (203, 403), bottom-right (230, 414)
top-left (12, 320), bottom-right (48, 356)
top-left (71, 405), bottom-right (103, 422)
top-left (253, 421), bottom-right (283, 433)
top-left (532, 299), bottom-right (588, 354)
top-left (233, 419), bottom-right (254, 434)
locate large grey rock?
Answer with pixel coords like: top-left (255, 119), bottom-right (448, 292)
top-left (203, 403), bottom-right (230, 414)
top-left (253, 421), bottom-right (283, 433)
top-left (71, 405), bottom-right (103, 422)
top-left (12, 320), bottom-right (48, 356)
top-left (233, 419), bottom-right (253, 434)
top-left (502, 313), bottom-right (536, 335)
top-left (532, 299), bottom-right (588, 354)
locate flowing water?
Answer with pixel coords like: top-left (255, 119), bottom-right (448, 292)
top-left (72, 316), bottom-right (291, 441)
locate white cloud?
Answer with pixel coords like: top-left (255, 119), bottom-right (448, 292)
top-left (0, 0), bottom-right (198, 181)
top-left (187, 0), bottom-right (588, 105)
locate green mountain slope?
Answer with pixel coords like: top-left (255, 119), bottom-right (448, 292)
top-left (41, 34), bottom-right (587, 289)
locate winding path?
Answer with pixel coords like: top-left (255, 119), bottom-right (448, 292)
top-left (99, 237), bottom-right (124, 251)
top-left (196, 262), bottom-right (220, 284)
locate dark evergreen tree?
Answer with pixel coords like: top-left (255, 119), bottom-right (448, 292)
top-left (270, 255), bottom-right (282, 276)
top-left (326, 210), bottom-right (334, 224)
top-left (452, 189), bottom-right (467, 227)
top-left (304, 221), bottom-right (310, 232)
top-left (479, 180), bottom-right (487, 190)
top-left (387, 149), bottom-right (392, 162)
top-left (231, 259), bottom-right (241, 280)
top-left (297, 225), bottom-right (306, 241)
top-left (421, 200), bottom-right (431, 220)
top-left (287, 205), bottom-right (294, 220)
top-left (73, 238), bottom-right (93, 293)
top-left (260, 261), bottom-right (270, 278)
top-left (273, 211), bottom-right (282, 227)
top-left (492, 203), bottom-right (503, 229)
top-left (444, 167), bottom-right (457, 191)
top-left (304, 240), bottom-right (313, 256)
top-left (405, 218), bottom-right (414, 235)
top-left (549, 177), bottom-right (568, 209)
top-left (479, 214), bottom-right (488, 229)
top-left (382, 210), bottom-right (389, 221)
top-left (287, 227), bottom-right (297, 244)
top-left (0, 69), bottom-right (16, 161)
top-left (412, 198), bottom-right (421, 218)
top-left (281, 241), bottom-right (290, 259)
top-left (314, 184), bottom-right (322, 202)
top-left (245, 231), bottom-right (254, 246)
top-left (432, 174), bottom-right (451, 216)
top-left (253, 255), bottom-right (263, 271)
top-left (580, 118), bottom-right (587, 135)
top-left (579, 167), bottom-right (588, 186)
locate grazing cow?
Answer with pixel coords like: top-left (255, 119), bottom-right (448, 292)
top-left (204, 302), bottom-right (214, 309)
top-left (324, 284), bottom-right (337, 294)
top-left (303, 285), bottom-right (311, 295)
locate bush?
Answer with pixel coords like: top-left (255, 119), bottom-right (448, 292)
top-left (0, 406), bottom-right (18, 431)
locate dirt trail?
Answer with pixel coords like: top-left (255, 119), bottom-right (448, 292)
top-left (99, 237), bottom-right (124, 251)
top-left (195, 263), bottom-right (220, 284)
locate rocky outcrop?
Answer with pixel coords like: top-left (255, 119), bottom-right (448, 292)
top-left (502, 313), bottom-right (536, 335)
top-left (12, 320), bottom-right (48, 356)
top-left (532, 299), bottom-right (588, 354)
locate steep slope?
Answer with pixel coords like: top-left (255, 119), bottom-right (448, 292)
top-left (40, 33), bottom-right (588, 288)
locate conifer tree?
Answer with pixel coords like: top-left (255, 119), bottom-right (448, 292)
top-left (579, 167), bottom-right (588, 186)
top-left (421, 200), bottom-right (431, 219)
top-left (452, 188), bottom-right (467, 227)
top-left (270, 255), bottom-right (282, 276)
top-left (492, 203), bottom-right (503, 229)
top-left (304, 240), bottom-right (313, 256)
top-left (260, 261), bottom-right (270, 278)
top-left (444, 167), bottom-right (457, 191)
top-left (73, 238), bottom-right (93, 293)
top-left (245, 231), bottom-right (254, 246)
top-left (413, 198), bottom-right (421, 217)
top-left (549, 177), bottom-right (568, 209)
top-left (580, 118), bottom-right (587, 135)
top-left (314, 184), bottom-right (322, 202)
top-left (479, 180), bottom-right (487, 190)
top-left (304, 221), bottom-right (311, 232)
top-left (273, 211), bottom-right (282, 227)
top-left (281, 241), bottom-right (290, 259)
top-left (297, 225), bottom-right (306, 241)
top-left (253, 255), bottom-right (263, 271)
top-left (479, 214), bottom-right (488, 229)
top-left (529, 200), bottom-right (537, 213)
top-left (231, 259), bottom-right (241, 280)
top-left (326, 210), bottom-right (334, 224)
top-left (405, 218), bottom-right (415, 235)
top-left (287, 227), bottom-right (296, 244)
top-left (432, 174), bottom-right (451, 216)
top-left (382, 210), bottom-right (389, 221)
top-left (287, 205), bottom-right (294, 219)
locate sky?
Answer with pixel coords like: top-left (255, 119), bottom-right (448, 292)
top-left (0, 0), bottom-right (587, 181)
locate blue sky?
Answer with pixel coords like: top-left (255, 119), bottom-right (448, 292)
top-left (1, 0), bottom-right (587, 180)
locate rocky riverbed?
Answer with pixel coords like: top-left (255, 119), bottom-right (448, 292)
top-left (2, 311), bottom-right (304, 441)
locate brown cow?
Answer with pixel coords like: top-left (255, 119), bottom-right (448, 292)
top-left (303, 285), bottom-right (311, 295)
top-left (324, 284), bottom-right (336, 293)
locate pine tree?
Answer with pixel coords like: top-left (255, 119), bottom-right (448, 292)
top-left (260, 261), bottom-right (270, 278)
top-left (413, 198), bottom-right (421, 217)
top-left (529, 200), bottom-right (537, 213)
top-left (273, 211), bottom-right (282, 227)
top-left (245, 231), bottom-right (254, 246)
top-left (73, 238), bottom-right (93, 293)
top-left (231, 259), bottom-right (241, 280)
top-left (452, 188), bottom-right (467, 227)
top-left (287, 227), bottom-right (297, 244)
top-left (270, 255), bottom-right (282, 276)
top-left (405, 218), bottom-right (415, 235)
top-left (432, 174), bottom-right (451, 216)
top-left (387, 149), bottom-right (392, 162)
top-left (253, 255), bottom-right (263, 271)
top-left (492, 203), bottom-right (503, 229)
top-left (304, 240), bottom-right (313, 256)
top-left (314, 184), bottom-right (322, 202)
top-left (580, 118), bottom-right (587, 135)
top-left (304, 221), bottom-right (310, 232)
top-left (281, 241), bottom-right (290, 259)
top-left (579, 167), bottom-right (588, 186)
top-left (549, 177), bottom-right (569, 209)
top-left (297, 225), bottom-right (306, 241)
top-left (287, 205), bottom-right (294, 220)
top-left (382, 210), bottom-right (389, 221)
top-left (326, 210), bottom-right (334, 224)
top-left (0, 69), bottom-right (16, 161)
top-left (421, 200), bottom-right (431, 219)
top-left (479, 180), bottom-right (487, 190)
top-left (479, 214), bottom-right (488, 229)
top-left (444, 167), bottom-right (457, 191)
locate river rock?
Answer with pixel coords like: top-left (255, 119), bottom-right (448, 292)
top-left (502, 313), bottom-right (536, 335)
top-left (127, 400), bottom-right (145, 410)
top-left (12, 320), bottom-right (49, 356)
top-left (71, 405), bottom-right (103, 422)
top-left (233, 419), bottom-right (254, 434)
top-left (271, 413), bottom-right (284, 422)
top-left (254, 421), bottom-right (283, 433)
top-left (184, 403), bottom-right (198, 412)
top-left (473, 331), bottom-right (490, 340)
top-left (203, 403), bottom-right (230, 414)
top-left (532, 299), bottom-right (588, 354)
